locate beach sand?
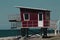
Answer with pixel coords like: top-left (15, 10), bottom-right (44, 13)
top-left (0, 34), bottom-right (60, 40)
top-left (19, 34), bottom-right (60, 40)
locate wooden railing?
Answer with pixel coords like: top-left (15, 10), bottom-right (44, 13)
top-left (8, 14), bottom-right (21, 22)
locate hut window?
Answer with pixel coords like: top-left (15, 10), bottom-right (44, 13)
top-left (38, 12), bottom-right (43, 21)
top-left (39, 13), bottom-right (42, 21)
top-left (23, 13), bottom-right (30, 21)
top-left (45, 12), bottom-right (50, 20)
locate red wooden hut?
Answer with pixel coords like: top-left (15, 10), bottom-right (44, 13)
top-left (17, 6), bottom-right (50, 28)
top-left (9, 6), bottom-right (50, 37)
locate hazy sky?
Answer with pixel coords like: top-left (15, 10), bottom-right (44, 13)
top-left (0, 0), bottom-right (60, 29)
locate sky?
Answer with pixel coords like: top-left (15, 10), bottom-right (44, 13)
top-left (0, 0), bottom-right (60, 29)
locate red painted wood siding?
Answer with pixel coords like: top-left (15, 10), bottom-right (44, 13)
top-left (20, 8), bottom-right (38, 27)
top-left (43, 12), bottom-right (50, 27)
top-left (20, 8), bottom-right (50, 27)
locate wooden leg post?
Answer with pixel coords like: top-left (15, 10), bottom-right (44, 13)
top-left (21, 28), bottom-right (29, 37)
top-left (42, 28), bottom-right (48, 38)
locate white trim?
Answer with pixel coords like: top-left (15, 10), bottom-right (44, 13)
top-left (23, 13), bottom-right (30, 21)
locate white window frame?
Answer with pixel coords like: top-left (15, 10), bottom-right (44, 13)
top-left (23, 13), bottom-right (30, 21)
top-left (38, 12), bottom-right (43, 21)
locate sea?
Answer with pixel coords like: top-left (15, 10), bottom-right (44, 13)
top-left (0, 28), bottom-right (55, 37)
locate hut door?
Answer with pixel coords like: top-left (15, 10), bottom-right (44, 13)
top-left (38, 13), bottom-right (43, 27)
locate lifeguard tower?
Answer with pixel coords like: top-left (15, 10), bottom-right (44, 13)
top-left (9, 6), bottom-right (50, 38)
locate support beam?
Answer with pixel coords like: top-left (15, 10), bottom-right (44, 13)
top-left (55, 29), bottom-right (57, 36)
top-left (21, 28), bottom-right (29, 37)
top-left (42, 28), bottom-right (48, 38)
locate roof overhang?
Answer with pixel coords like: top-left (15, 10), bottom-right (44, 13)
top-left (15, 6), bottom-right (51, 12)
